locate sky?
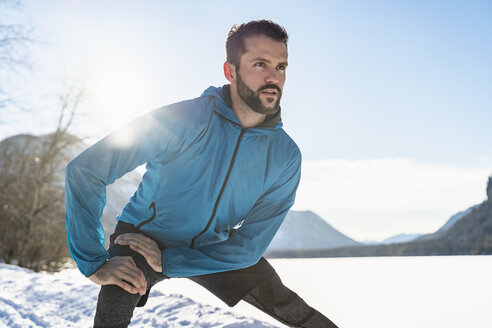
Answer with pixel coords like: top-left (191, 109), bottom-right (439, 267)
top-left (1, 0), bottom-right (491, 240)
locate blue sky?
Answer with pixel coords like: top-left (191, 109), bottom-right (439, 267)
top-left (2, 0), bottom-right (491, 240)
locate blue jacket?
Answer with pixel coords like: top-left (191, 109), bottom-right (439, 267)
top-left (65, 85), bottom-right (301, 278)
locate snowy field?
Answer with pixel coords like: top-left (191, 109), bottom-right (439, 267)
top-left (1, 256), bottom-right (492, 328)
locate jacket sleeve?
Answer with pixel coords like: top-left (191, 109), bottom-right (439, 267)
top-left (65, 103), bottom-right (203, 277)
top-left (161, 149), bottom-right (302, 277)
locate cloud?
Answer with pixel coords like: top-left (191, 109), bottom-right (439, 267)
top-left (293, 158), bottom-right (491, 241)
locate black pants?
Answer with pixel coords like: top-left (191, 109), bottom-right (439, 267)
top-left (93, 222), bottom-right (338, 328)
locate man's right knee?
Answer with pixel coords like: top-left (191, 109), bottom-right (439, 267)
top-left (93, 284), bottom-right (142, 328)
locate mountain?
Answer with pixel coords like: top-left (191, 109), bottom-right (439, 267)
top-left (416, 205), bottom-right (479, 242)
top-left (367, 206), bottom-right (480, 246)
top-left (362, 233), bottom-right (423, 245)
top-left (285, 175), bottom-right (492, 258)
top-left (380, 233), bottom-right (422, 245)
top-left (488, 176), bottom-right (492, 199)
top-left (265, 210), bottom-right (359, 256)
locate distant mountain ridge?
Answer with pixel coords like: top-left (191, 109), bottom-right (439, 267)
top-left (271, 176), bottom-right (492, 258)
top-left (265, 210), bottom-right (359, 256)
top-left (381, 233), bottom-right (423, 245)
top-left (416, 205), bottom-right (479, 242)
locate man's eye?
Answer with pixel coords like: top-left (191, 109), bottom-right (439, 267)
top-left (254, 62), bottom-right (266, 68)
top-left (277, 65), bottom-right (286, 71)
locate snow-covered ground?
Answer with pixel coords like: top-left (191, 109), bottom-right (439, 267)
top-left (1, 256), bottom-right (492, 328)
top-left (0, 264), bottom-right (275, 328)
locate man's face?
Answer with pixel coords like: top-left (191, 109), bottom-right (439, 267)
top-left (234, 34), bottom-right (288, 115)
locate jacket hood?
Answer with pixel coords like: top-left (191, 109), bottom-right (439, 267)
top-left (201, 85), bottom-right (283, 129)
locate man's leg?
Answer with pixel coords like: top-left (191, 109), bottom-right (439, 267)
top-left (242, 271), bottom-right (338, 328)
top-left (93, 283), bottom-right (142, 328)
top-left (93, 221), bottom-right (167, 328)
top-left (188, 257), bottom-right (338, 328)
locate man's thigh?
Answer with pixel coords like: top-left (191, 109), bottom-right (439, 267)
top-left (106, 221), bottom-right (168, 305)
top-left (187, 257), bottom-right (276, 307)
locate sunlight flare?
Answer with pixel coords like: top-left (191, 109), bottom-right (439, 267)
top-left (87, 61), bottom-right (151, 132)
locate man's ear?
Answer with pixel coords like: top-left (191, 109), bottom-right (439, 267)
top-left (223, 61), bottom-right (236, 83)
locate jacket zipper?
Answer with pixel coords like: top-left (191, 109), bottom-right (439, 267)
top-left (190, 128), bottom-right (246, 248)
top-left (136, 201), bottom-right (156, 229)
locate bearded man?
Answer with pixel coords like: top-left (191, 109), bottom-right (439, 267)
top-left (66, 19), bottom-right (338, 328)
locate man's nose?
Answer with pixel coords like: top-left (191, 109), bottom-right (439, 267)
top-left (265, 68), bottom-right (279, 84)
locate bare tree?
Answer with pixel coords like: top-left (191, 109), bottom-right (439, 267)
top-left (0, 0), bottom-right (33, 119)
top-left (0, 81), bottom-right (85, 271)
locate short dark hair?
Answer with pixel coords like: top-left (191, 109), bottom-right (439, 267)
top-left (226, 20), bottom-right (288, 67)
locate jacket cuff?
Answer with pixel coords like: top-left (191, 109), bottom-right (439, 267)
top-left (83, 257), bottom-right (109, 277)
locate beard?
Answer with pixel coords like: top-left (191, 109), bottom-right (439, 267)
top-left (236, 73), bottom-right (282, 115)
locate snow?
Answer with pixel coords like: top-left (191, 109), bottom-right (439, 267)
top-left (0, 264), bottom-right (277, 328)
top-left (2, 256), bottom-right (492, 328)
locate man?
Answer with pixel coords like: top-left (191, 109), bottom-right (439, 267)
top-left (65, 20), bottom-right (338, 328)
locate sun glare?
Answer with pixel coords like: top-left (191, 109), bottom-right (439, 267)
top-left (87, 61), bottom-right (151, 133)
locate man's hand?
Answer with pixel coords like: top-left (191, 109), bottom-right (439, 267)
top-left (88, 256), bottom-right (147, 295)
top-left (115, 233), bottom-right (163, 273)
